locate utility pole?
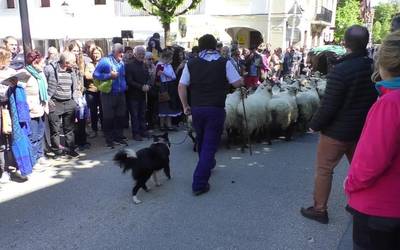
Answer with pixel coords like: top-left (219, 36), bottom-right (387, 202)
top-left (18, 0), bottom-right (32, 62)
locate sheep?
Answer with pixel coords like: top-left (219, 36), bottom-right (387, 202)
top-left (296, 84), bottom-right (320, 132)
top-left (237, 83), bottom-right (273, 145)
top-left (224, 89), bottom-right (243, 148)
top-left (269, 85), bottom-right (299, 141)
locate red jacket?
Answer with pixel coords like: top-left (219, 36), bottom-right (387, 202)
top-left (345, 89), bottom-right (400, 218)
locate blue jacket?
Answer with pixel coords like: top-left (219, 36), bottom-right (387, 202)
top-left (93, 55), bottom-right (127, 94)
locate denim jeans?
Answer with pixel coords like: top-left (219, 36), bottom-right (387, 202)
top-left (85, 91), bottom-right (102, 132)
top-left (29, 116), bottom-right (45, 161)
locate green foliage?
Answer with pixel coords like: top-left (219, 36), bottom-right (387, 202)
top-left (372, 2), bottom-right (400, 43)
top-left (127, 0), bottom-right (202, 25)
top-left (334, 0), bottom-right (362, 42)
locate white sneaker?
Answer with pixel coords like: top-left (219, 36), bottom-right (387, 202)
top-left (0, 172), bottom-right (10, 183)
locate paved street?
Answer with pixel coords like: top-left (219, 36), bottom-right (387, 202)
top-left (0, 130), bottom-right (352, 250)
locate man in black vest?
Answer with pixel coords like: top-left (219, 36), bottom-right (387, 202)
top-left (178, 34), bottom-right (243, 195)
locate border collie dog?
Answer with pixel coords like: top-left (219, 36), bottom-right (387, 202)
top-left (113, 133), bottom-right (171, 204)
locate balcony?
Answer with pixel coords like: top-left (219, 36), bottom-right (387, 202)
top-left (114, 0), bottom-right (204, 17)
top-left (315, 7), bottom-right (332, 23)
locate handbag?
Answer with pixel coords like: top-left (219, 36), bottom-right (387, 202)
top-left (1, 106), bottom-right (12, 135)
top-left (158, 91), bottom-right (170, 102)
top-left (94, 79), bottom-right (112, 94)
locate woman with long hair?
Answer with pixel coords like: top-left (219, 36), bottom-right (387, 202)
top-left (344, 31), bottom-right (400, 249)
top-left (84, 46), bottom-right (103, 138)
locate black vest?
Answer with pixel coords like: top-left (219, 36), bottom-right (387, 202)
top-left (188, 57), bottom-right (230, 107)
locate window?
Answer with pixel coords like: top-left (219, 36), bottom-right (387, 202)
top-left (95, 0), bottom-right (106, 5)
top-left (41, 0), bottom-right (50, 7)
top-left (7, 0), bottom-right (15, 9)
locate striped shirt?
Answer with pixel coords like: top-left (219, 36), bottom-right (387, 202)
top-left (53, 70), bottom-right (73, 101)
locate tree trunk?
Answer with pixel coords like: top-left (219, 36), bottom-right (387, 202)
top-left (163, 22), bottom-right (171, 47)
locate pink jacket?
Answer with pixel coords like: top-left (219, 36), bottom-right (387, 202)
top-left (345, 89), bottom-right (400, 218)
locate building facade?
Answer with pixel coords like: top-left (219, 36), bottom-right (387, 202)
top-left (0, 0), bottom-right (337, 52)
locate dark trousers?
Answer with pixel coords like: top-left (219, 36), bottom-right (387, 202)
top-left (353, 213), bottom-right (400, 250)
top-left (127, 98), bottom-right (146, 136)
top-left (146, 94), bottom-right (159, 128)
top-left (75, 119), bottom-right (87, 146)
top-left (29, 116), bottom-right (45, 161)
top-left (191, 107), bottom-right (225, 191)
top-left (85, 91), bottom-right (102, 132)
top-left (48, 99), bottom-right (76, 152)
top-left (100, 92), bottom-right (126, 144)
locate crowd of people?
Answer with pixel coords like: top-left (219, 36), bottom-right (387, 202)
top-left (0, 12), bottom-right (400, 249)
top-left (0, 32), bottom-right (308, 184)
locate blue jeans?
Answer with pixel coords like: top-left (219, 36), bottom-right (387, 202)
top-left (29, 116), bottom-right (45, 160)
top-left (127, 99), bottom-right (146, 136)
top-left (85, 91), bottom-right (102, 132)
top-left (191, 107), bottom-right (225, 191)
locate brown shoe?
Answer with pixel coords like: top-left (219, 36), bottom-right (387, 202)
top-left (300, 206), bottom-right (329, 224)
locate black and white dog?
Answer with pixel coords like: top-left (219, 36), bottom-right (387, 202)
top-left (113, 133), bottom-right (171, 204)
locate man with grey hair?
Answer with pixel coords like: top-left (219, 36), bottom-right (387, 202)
top-left (125, 45), bottom-right (150, 141)
top-left (45, 51), bottom-right (81, 158)
top-left (93, 43), bottom-right (128, 148)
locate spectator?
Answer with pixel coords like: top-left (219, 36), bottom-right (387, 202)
top-left (190, 46), bottom-right (199, 59)
top-left (45, 47), bottom-right (59, 66)
top-left (123, 46), bottom-right (134, 64)
top-left (125, 46), bottom-right (150, 141)
top-left (0, 47), bottom-right (28, 182)
top-left (83, 40), bottom-right (96, 64)
top-left (300, 25), bottom-right (378, 224)
top-left (156, 48), bottom-right (181, 131)
top-left (24, 50), bottom-right (50, 166)
top-left (344, 30), bottom-right (400, 250)
top-left (93, 43), bottom-right (127, 148)
top-left (230, 47), bottom-right (244, 76)
top-left (144, 51), bottom-right (158, 130)
top-left (66, 40), bottom-right (90, 150)
top-left (390, 13), bottom-right (400, 32)
top-left (84, 46), bottom-right (103, 138)
top-left (243, 47), bottom-right (263, 89)
top-left (147, 33), bottom-right (162, 62)
top-left (45, 51), bottom-right (81, 158)
top-left (220, 46), bottom-right (230, 59)
top-left (178, 34), bottom-right (243, 195)
top-left (3, 36), bottom-right (24, 70)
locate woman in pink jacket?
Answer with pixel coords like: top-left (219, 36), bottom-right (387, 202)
top-left (344, 31), bottom-right (400, 249)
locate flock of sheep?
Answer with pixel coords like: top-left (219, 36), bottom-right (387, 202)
top-left (222, 75), bottom-right (327, 148)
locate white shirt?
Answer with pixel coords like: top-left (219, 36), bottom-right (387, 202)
top-left (179, 50), bottom-right (241, 86)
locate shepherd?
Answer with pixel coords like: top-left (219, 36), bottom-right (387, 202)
top-left (178, 34), bottom-right (243, 196)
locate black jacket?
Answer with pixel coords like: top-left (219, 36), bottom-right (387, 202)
top-left (125, 59), bottom-right (149, 100)
top-left (310, 51), bottom-right (378, 142)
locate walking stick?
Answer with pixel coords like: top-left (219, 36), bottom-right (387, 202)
top-left (240, 87), bottom-right (253, 156)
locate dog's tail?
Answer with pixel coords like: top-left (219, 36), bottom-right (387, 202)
top-left (113, 149), bottom-right (137, 173)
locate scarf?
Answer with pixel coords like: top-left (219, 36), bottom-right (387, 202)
top-left (26, 65), bottom-right (49, 102)
top-left (9, 86), bottom-right (35, 176)
top-left (375, 77), bottom-right (400, 96)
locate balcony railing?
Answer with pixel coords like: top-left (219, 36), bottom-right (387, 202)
top-left (114, 0), bottom-right (204, 17)
top-left (315, 7), bottom-right (332, 23)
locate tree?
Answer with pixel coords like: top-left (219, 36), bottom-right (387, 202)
top-left (372, 2), bottom-right (400, 43)
top-left (334, 0), bottom-right (362, 42)
top-left (128, 0), bottom-right (202, 46)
